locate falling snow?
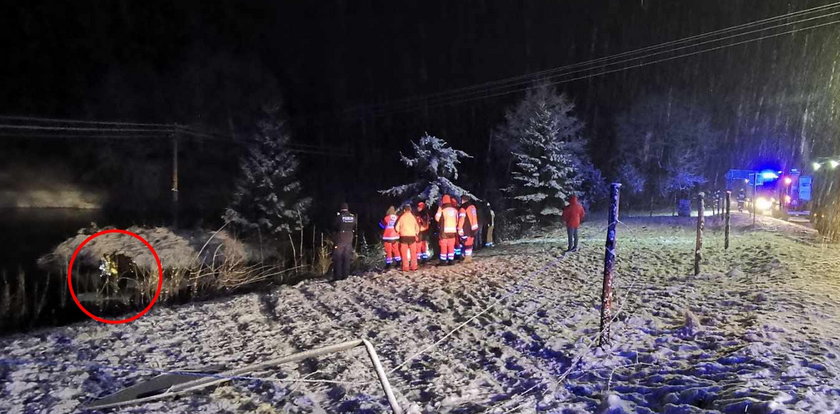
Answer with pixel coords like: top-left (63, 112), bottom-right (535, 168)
top-left (2, 213), bottom-right (839, 413)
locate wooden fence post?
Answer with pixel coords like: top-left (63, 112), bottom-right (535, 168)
top-left (724, 191), bottom-right (731, 250)
top-left (599, 183), bottom-right (621, 347)
top-left (694, 192), bottom-right (705, 276)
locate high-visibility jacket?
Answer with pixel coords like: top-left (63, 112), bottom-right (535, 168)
top-left (435, 205), bottom-right (459, 235)
top-left (458, 202), bottom-right (479, 234)
top-left (395, 211), bottom-right (420, 238)
top-left (380, 214), bottom-right (399, 240)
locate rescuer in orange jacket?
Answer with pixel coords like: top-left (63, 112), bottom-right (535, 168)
top-left (457, 194), bottom-right (479, 263)
top-left (415, 201), bottom-right (431, 263)
top-left (380, 206), bottom-right (401, 269)
top-left (395, 204), bottom-right (420, 271)
top-left (435, 195), bottom-right (460, 266)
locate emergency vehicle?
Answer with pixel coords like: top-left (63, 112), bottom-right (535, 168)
top-left (725, 168), bottom-right (813, 217)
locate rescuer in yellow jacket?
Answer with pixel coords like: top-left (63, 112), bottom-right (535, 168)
top-left (394, 204), bottom-right (420, 271)
top-left (435, 195), bottom-right (460, 266)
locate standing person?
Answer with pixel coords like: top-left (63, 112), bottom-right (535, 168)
top-left (379, 206), bottom-right (401, 269)
top-left (435, 195), bottom-right (459, 265)
top-left (395, 204), bottom-right (420, 271)
top-left (484, 202), bottom-right (496, 247)
top-left (331, 202), bottom-right (356, 281)
top-left (562, 195), bottom-right (585, 252)
top-left (457, 195), bottom-right (479, 263)
top-left (416, 201), bottom-right (431, 263)
top-left (453, 196), bottom-right (464, 259)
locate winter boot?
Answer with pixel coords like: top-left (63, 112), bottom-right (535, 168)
top-left (447, 260), bottom-right (454, 266)
top-left (436, 259), bottom-right (448, 267)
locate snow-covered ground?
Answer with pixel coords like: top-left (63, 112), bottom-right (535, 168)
top-left (2, 213), bottom-right (840, 413)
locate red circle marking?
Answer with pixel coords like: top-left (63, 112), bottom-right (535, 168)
top-left (67, 229), bottom-right (163, 324)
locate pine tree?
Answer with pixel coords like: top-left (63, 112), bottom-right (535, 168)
top-left (499, 86), bottom-right (586, 224)
top-left (379, 133), bottom-right (476, 204)
top-left (223, 103), bottom-right (311, 237)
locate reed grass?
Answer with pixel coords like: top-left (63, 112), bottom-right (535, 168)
top-left (2, 228), bottom-right (381, 333)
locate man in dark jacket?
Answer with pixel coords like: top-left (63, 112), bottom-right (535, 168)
top-left (562, 195), bottom-right (585, 252)
top-left (332, 202), bottom-right (356, 281)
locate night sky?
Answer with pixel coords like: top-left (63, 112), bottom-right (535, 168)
top-left (3, 0), bottom-right (840, 224)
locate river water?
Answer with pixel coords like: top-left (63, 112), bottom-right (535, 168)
top-left (0, 208), bottom-right (102, 331)
top-left (0, 208), bottom-right (101, 274)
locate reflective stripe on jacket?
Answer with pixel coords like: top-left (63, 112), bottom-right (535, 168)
top-left (381, 214), bottom-right (399, 240)
top-left (458, 203), bottom-right (479, 232)
top-left (435, 206), bottom-right (459, 234)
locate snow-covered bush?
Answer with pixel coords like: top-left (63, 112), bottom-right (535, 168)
top-left (223, 102), bottom-right (311, 237)
top-left (662, 149), bottom-right (708, 196)
top-left (617, 163), bottom-right (646, 195)
top-left (379, 133), bottom-right (476, 204)
top-left (496, 85), bottom-right (594, 225)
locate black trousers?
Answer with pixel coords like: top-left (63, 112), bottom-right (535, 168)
top-left (333, 244), bottom-right (353, 280)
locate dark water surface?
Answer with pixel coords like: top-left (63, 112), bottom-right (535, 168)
top-left (0, 208), bottom-right (101, 274)
top-left (0, 208), bottom-right (101, 332)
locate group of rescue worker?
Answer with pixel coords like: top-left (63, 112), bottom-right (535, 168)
top-left (331, 193), bottom-right (584, 281)
top-left (380, 194), bottom-right (482, 272)
top-left (330, 194), bottom-right (492, 280)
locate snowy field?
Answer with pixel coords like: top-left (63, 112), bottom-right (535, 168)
top-left (2, 213), bottom-right (840, 413)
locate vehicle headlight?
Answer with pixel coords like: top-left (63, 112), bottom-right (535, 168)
top-left (756, 197), bottom-right (773, 211)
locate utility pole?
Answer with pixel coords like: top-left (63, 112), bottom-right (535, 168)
top-left (171, 131), bottom-right (179, 228)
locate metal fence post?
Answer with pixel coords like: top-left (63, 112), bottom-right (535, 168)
top-left (694, 192), bottom-right (705, 276)
top-left (599, 183), bottom-right (621, 347)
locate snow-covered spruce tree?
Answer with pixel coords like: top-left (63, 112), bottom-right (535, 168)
top-left (379, 133), bottom-right (476, 204)
top-left (223, 103), bottom-right (311, 237)
top-left (498, 85), bottom-right (588, 225)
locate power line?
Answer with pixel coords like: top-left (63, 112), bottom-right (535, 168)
top-left (374, 10), bottom-right (840, 116)
top-left (0, 124), bottom-right (174, 133)
top-left (0, 117), bottom-right (353, 157)
top-left (0, 115), bottom-right (174, 128)
top-left (352, 2), bottom-right (840, 116)
top-left (342, 3), bottom-right (840, 119)
top-left (415, 19), bottom-right (840, 112)
top-left (371, 11), bottom-right (840, 116)
top-left (368, 14), bottom-right (840, 118)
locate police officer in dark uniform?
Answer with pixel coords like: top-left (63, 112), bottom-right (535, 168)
top-left (332, 202), bottom-right (356, 281)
